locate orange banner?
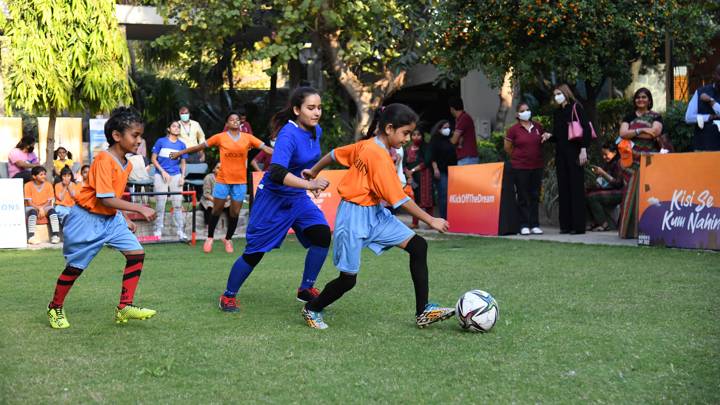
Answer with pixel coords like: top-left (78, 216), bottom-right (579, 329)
top-left (251, 170), bottom-right (347, 231)
top-left (638, 152), bottom-right (720, 250)
top-left (447, 163), bottom-right (504, 235)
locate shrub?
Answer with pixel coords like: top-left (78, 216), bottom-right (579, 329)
top-left (663, 101), bottom-right (694, 153)
top-left (597, 98), bottom-right (633, 138)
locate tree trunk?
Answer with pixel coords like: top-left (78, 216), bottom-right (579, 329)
top-left (581, 81), bottom-right (600, 127)
top-left (225, 46), bottom-right (234, 91)
top-left (493, 70), bottom-right (515, 132)
top-left (45, 107), bottom-right (57, 175)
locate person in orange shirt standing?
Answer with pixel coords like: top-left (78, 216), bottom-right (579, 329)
top-left (300, 103), bottom-right (455, 330)
top-left (171, 111), bottom-right (274, 253)
top-left (24, 166), bottom-right (61, 244)
top-left (54, 166), bottom-right (77, 225)
top-left (46, 107), bottom-right (158, 329)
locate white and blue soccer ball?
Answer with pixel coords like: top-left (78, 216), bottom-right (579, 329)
top-left (455, 290), bottom-right (498, 333)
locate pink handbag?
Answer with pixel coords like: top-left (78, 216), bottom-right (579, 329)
top-left (567, 103), bottom-right (597, 141)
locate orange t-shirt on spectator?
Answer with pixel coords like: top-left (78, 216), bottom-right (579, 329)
top-left (75, 151), bottom-right (132, 216)
top-left (205, 131), bottom-right (264, 184)
top-left (332, 138), bottom-right (408, 207)
top-left (24, 181), bottom-right (54, 207)
top-left (55, 182), bottom-right (77, 207)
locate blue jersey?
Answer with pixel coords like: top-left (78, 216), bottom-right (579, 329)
top-left (152, 137), bottom-right (188, 175)
top-left (259, 121), bottom-right (322, 197)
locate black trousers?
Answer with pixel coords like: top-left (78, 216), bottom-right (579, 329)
top-left (555, 146), bottom-right (586, 233)
top-left (513, 168), bottom-right (543, 228)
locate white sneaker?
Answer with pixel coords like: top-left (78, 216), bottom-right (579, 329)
top-left (28, 236), bottom-right (41, 245)
top-left (520, 227), bottom-right (530, 235)
top-left (177, 231), bottom-right (188, 242)
top-left (531, 227), bottom-right (544, 235)
top-left (50, 235), bottom-right (61, 244)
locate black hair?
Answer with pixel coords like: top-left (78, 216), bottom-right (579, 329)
top-left (16, 135), bottom-right (36, 153)
top-left (363, 107), bottom-right (385, 139)
top-left (378, 103), bottom-right (418, 135)
top-left (430, 119), bottom-right (450, 141)
top-left (270, 86), bottom-right (320, 139)
top-left (516, 102), bottom-right (530, 112)
top-left (448, 96), bottom-right (464, 111)
top-left (104, 107), bottom-right (144, 146)
top-left (53, 146), bottom-right (73, 160)
top-left (601, 141), bottom-right (618, 152)
top-left (31, 166), bottom-right (46, 176)
top-left (236, 106), bottom-right (247, 116)
top-left (225, 111), bottom-right (241, 123)
top-left (633, 87), bottom-right (654, 110)
top-left (59, 166), bottom-right (74, 181)
top-left (179, 105), bottom-right (190, 112)
top-left (81, 164), bottom-right (90, 172)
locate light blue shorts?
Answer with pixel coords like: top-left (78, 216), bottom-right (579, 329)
top-left (62, 205), bottom-right (142, 270)
top-left (55, 205), bottom-right (72, 222)
top-left (213, 182), bottom-right (247, 202)
top-left (332, 200), bottom-right (415, 274)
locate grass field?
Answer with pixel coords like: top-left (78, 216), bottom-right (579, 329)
top-left (1, 236), bottom-right (718, 403)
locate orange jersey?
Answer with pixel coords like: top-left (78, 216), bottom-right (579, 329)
top-left (206, 131), bottom-right (264, 184)
top-left (75, 151), bottom-right (132, 215)
top-left (24, 181), bottom-right (54, 207)
top-left (332, 138), bottom-right (409, 207)
top-left (54, 182), bottom-right (77, 207)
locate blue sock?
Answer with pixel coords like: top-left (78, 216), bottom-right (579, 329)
top-left (300, 245), bottom-right (329, 290)
top-left (224, 256), bottom-right (254, 297)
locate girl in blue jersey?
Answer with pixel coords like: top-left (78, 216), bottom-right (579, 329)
top-left (218, 87), bottom-right (331, 312)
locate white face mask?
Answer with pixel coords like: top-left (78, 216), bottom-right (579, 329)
top-left (554, 94), bottom-right (566, 104)
top-left (180, 113), bottom-right (190, 122)
top-left (518, 111), bottom-right (532, 121)
top-left (270, 140), bottom-right (276, 147)
top-left (440, 127), bottom-right (451, 136)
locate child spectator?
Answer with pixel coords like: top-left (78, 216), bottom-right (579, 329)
top-left (24, 166), bottom-right (61, 244)
top-left (201, 163), bottom-right (231, 225)
top-left (46, 107), bottom-right (158, 329)
top-left (54, 166), bottom-right (77, 224)
top-left (77, 164), bottom-right (90, 187)
top-left (53, 146), bottom-right (74, 178)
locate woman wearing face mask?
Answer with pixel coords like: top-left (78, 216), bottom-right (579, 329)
top-left (429, 120), bottom-right (457, 219)
top-left (504, 103), bottom-right (550, 235)
top-left (541, 84), bottom-right (592, 234)
top-left (404, 129), bottom-right (434, 228)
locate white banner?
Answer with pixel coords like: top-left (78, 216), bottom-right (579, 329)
top-left (0, 179), bottom-right (27, 249)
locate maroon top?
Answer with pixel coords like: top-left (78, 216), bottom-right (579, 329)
top-left (455, 111), bottom-right (478, 159)
top-left (253, 150), bottom-right (272, 170)
top-left (505, 121), bottom-right (544, 169)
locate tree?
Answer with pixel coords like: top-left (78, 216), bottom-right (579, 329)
top-left (432, 0), bottom-right (717, 124)
top-left (252, 0), bottom-right (433, 139)
top-left (4, 0), bottom-right (132, 171)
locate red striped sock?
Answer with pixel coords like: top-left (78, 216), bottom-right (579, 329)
top-left (119, 253), bottom-right (145, 309)
top-left (50, 266), bottom-right (83, 308)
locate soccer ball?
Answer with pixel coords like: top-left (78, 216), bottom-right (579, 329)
top-left (455, 290), bottom-right (498, 332)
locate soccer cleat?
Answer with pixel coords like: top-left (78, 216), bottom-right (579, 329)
top-left (50, 235), bottom-right (61, 244)
top-left (416, 303), bottom-right (455, 328)
top-left (114, 304), bottom-right (157, 324)
top-left (218, 295), bottom-right (240, 312)
top-left (301, 306), bottom-right (328, 329)
top-left (223, 238), bottom-right (234, 253)
top-left (47, 306), bottom-right (70, 329)
top-left (203, 238), bottom-right (213, 253)
top-left (296, 287), bottom-right (320, 303)
top-left (28, 236), bottom-right (41, 245)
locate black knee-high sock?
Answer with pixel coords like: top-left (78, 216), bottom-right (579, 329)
top-left (207, 213), bottom-right (220, 238)
top-left (305, 272), bottom-right (356, 312)
top-left (403, 235), bottom-right (429, 316)
top-left (225, 216), bottom-right (239, 240)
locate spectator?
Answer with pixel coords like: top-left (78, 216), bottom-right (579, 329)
top-left (53, 146), bottom-right (74, 178)
top-left (586, 142), bottom-right (624, 232)
top-left (8, 135), bottom-right (40, 183)
top-left (76, 164), bottom-right (90, 187)
top-left (504, 102), bottom-right (549, 235)
top-left (54, 166), bottom-right (77, 224)
top-left (429, 120), bottom-right (457, 219)
top-left (24, 166), bottom-right (60, 244)
top-left (251, 132), bottom-right (276, 171)
top-left (201, 163), bottom-right (231, 225)
top-left (239, 108), bottom-right (254, 134)
top-left (151, 121), bottom-right (188, 241)
top-left (449, 96), bottom-right (479, 165)
top-left (617, 87), bottom-right (663, 239)
top-left (404, 129), bottom-right (433, 229)
top-left (136, 136), bottom-right (148, 164)
top-left (541, 84), bottom-right (592, 235)
top-left (684, 63), bottom-right (720, 151)
top-left (177, 105), bottom-right (207, 163)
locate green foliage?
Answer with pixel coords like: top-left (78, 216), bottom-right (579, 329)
top-left (1, 239), bottom-right (718, 402)
top-left (4, 0), bottom-right (132, 114)
top-left (477, 130), bottom-right (507, 163)
top-left (597, 98), bottom-right (633, 138)
top-left (432, 0), bottom-right (717, 92)
top-left (663, 101), bottom-right (694, 153)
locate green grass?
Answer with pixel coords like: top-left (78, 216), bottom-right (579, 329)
top-left (1, 236), bottom-right (718, 403)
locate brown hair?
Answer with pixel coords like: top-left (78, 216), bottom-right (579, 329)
top-left (553, 84), bottom-right (577, 104)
